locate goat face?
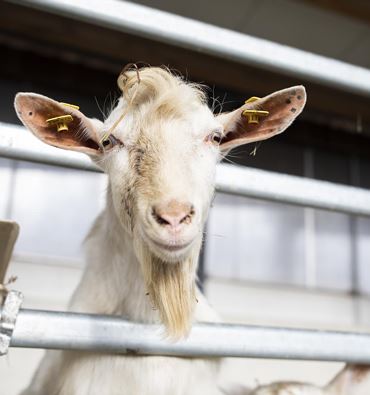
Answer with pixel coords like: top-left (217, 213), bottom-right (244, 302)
top-left (105, 94), bottom-right (220, 265)
top-left (100, 67), bottom-right (306, 266)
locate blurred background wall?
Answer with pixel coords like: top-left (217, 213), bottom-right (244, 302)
top-left (0, 0), bottom-right (370, 393)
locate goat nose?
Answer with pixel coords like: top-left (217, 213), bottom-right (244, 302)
top-left (152, 200), bottom-right (194, 228)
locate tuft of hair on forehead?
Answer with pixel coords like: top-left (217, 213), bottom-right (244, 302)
top-left (117, 65), bottom-right (207, 117)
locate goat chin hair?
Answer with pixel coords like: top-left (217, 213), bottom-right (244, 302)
top-left (133, 235), bottom-right (200, 339)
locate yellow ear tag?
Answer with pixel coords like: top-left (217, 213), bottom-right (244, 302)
top-left (46, 115), bottom-right (73, 132)
top-left (60, 102), bottom-right (80, 110)
top-left (242, 96), bottom-right (269, 124)
top-left (245, 96), bottom-right (261, 104)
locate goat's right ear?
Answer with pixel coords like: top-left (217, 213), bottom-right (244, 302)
top-left (14, 93), bottom-right (103, 156)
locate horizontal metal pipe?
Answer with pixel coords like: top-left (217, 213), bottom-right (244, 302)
top-left (7, 0), bottom-right (370, 97)
top-left (2, 122), bottom-right (370, 216)
top-left (215, 165), bottom-right (370, 217)
top-left (0, 122), bottom-right (100, 172)
top-left (9, 308), bottom-right (370, 363)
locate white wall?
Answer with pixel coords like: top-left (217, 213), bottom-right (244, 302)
top-left (205, 193), bottom-right (370, 294)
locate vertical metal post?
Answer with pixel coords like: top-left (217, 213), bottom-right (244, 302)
top-left (197, 224), bottom-right (207, 292)
top-left (349, 156), bottom-right (360, 296)
top-left (4, 159), bottom-right (18, 221)
top-left (303, 148), bottom-right (317, 288)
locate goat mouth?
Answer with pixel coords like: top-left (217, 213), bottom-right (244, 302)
top-left (142, 231), bottom-right (194, 254)
top-left (138, 228), bottom-right (195, 258)
top-left (150, 239), bottom-right (192, 252)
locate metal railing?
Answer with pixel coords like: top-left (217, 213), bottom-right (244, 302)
top-left (7, 0), bottom-right (370, 97)
top-left (2, 122), bottom-right (370, 217)
top-left (1, 121), bottom-right (370, 361)
top-left (2, 0), bottom-right (370, 368)
top-left (5, 307), bottom-right (370, 363)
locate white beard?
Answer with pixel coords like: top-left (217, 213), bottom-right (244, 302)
top-left (133, 235), bottom-right (200, 338)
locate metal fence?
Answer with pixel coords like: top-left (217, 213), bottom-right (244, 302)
top-left (2, 123), bottom-right (370, 217)
top-left (1, 0), bottom-right (370, 364)
top-left (1, 122), bottom-right (370, 362)
top-left (5, 307), bottom-right (370, 363)
top-left (7, 0), bottom-right (370, 97)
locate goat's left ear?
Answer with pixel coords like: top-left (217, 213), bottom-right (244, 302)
top-left (14, 93), bottom-right (103, 156)
top-left (218, 86), bottom-right (306, 152)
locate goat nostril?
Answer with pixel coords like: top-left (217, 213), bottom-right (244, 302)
top-left (180, 206), bottom-right (195, 225)
top-left (180, 214), bottom-right (191, 225)
top-left (152, 208), bottom-right (171, 226)
top-left (151, 203), bottom-right (195, 227)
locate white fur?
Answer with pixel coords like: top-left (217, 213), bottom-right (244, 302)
top-left (247, 365), bottom-right (370, 395)
top-left (20, 198), bottom-right (225, 395)
top-left (19, 73), bottom-right (226, 395)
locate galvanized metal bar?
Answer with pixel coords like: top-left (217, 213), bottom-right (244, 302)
top-left (0, 291), bottom-right (24, 355)
top-left (0, 122), bottom-right (100, 172)
top-left (215, 165), bottom-right (370, 217)
top-left (2, 122), bottom-right (370, 216)
top-left (8, 308), bottom-right (370, 363)
top-left (6, 0), bottom-right (370, 97)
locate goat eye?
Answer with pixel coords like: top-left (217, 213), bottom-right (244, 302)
top-left (205, 131), bottom-right (222, 145)
top-left (101, 134), bottom-right (123, 151)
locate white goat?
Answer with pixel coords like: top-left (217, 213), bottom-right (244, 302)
top-left (15, 66), bottom-right (306, 395)
top-left (245, 364), bottom-right (370, 395)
